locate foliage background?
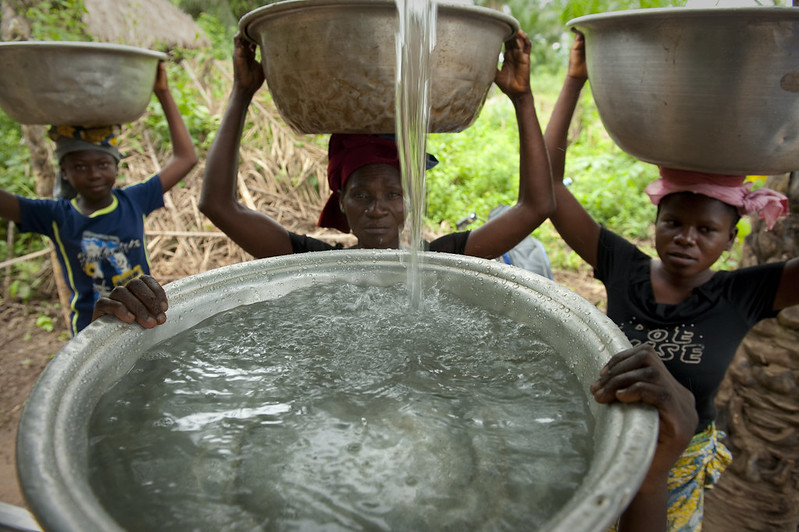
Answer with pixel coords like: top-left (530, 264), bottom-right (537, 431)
top-left (1, 0), bottom-right (784, 303)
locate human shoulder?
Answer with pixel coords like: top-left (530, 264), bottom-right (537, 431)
top-left (712, 261), bottom-right (785, 289)
top-left (288, 231), bottom-right (343, 253)
top-left (699, 261), bottom-right (785, 322)
top-left (598, 226), bottom-right (643, 254)
top-left (428, 231), bottom-right (470, 254)
top-left (596, 226), bottom-right (651, 282)
top-left (116, 174), bottom-right (162, 193)
top-left (16, 194), bottom-right (71, 218)
top-left (15, 195), bottom-right (80, 237)
top-left (113, 175), bottom-right (164, 212)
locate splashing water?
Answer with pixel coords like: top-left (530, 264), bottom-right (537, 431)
top-left (395, 0), bottom-right (436, 308)
top-left (87, 283), bottom-right (593, 531)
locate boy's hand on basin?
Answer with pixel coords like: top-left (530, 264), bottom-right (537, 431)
top-left (92, 275), bottom-right (169, 329)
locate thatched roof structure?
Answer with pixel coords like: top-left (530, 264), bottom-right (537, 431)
top-left (83, 0), bottom-right (209, 50)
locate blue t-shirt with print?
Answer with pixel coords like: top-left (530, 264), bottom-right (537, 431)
top-left (17, 175), bottom-right (164, 335)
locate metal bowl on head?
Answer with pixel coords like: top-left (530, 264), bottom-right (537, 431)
top-left (239, 0), bottom-right (519, 134)
top-left (568, 7), bottom-right (799, 176)
top-left (0, 41), bottom-right (166, 126)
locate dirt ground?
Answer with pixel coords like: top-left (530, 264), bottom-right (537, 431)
top-left (0, 268), bottom-right (606, 513)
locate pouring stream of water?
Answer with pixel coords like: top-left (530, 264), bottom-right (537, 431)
top-left (395, 0), bottom-right (436, 308)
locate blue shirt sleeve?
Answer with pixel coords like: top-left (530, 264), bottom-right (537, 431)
top-left (17, 196), bottom-right (65, 238)
top-left (118, 174), bottom-right (164, 216)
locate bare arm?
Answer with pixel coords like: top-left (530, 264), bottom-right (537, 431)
top-left (152, 62), bottom-right (198, 193)
top-left (591, 345), bottom-right (697, 532)
top-left (198, 35), bottom-right (293, 258)
top-left (0, 189), bottom-right (21, 223)
top-left (464, 30), bottom-right (555, 259)
top-left (544, 32), bottom-right (602, 268)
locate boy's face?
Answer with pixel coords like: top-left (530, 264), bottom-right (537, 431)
top-left (61, 150), bottom-right (118, 203)
top-left (654, 192), bottom-right (738, 278)
top-left (340, 163), bottom-right (405, 249)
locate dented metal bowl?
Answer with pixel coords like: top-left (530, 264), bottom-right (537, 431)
top-left (239, 0), bottom-right (519, 134)
top-left (0, 41), bottom-right (166, 126)
top-left (18, 250), bottom-right (655, 532)
top-left (569, 7), bottom-right (799, 175)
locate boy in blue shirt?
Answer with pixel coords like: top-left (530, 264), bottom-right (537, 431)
top-left (0, 63), bottom-right (197, 336)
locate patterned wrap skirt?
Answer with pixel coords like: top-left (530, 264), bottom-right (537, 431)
top-left (666, 423), bottom-right (732, 531)
top-left (608, 423), bottom-right (732, 532)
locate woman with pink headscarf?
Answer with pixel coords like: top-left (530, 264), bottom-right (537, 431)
top-left (545, 32), bottom-right (798, 532)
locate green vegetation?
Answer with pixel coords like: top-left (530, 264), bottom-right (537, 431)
top-left (426, 71), bottom-right (749, 271)
top-left (1, 0), bottom-right (755, 308)
top-left (0, 112), bottom-right (51, 279)
top-left (26, 0), bottom-right (89, 41)
top-left (426, 70), bottom-right (664, 272)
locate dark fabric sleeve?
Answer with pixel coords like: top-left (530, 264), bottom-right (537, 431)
top-left (594, 227), bottom-right (643, 283)
top-left (427, 231), bottom-right (470, 255)
top-left (120, 174), bottom-right (165, 215)
top-left (723, 262), bottom-right (786, 323)
top-left (288, 232), bottom-right (342, 253)
top-left (17, 196), bottom-right (60, 236)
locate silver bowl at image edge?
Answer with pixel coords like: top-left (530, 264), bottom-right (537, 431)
top-left (0, 41), bottom-right (167, 126)
top-left (17, 251), bottom-right (656, 532)
top-left (569, 7), bottom-right (799, 176)
top-left (238, 0), bottom-right (519, 134)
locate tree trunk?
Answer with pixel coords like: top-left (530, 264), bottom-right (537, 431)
top-left (2, 0), bottom-right (70, 328)
top-left (20, 125), bottom-right (57, 197)
top-left (1, 0), bottom-right (58, 196)
top-left (704, 172), bottom-right (799, 532)
top-left (1, 0), bottom-right (30, 41)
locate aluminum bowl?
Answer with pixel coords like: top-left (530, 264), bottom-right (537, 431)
top-left (568, 7), bottom-right (799, 176)
top-left (239, 0), bottom-right (519, 134)
top-left (0, 41), bottom-right (166, 126)
top-left (18, 250), bottom-right (656, 532)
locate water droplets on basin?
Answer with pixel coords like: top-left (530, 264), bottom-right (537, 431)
top-left (88, 282), bottom-right (594, 531)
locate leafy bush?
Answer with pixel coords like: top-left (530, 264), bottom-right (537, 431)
top-left (426, 95), bottom-right (522, 228)
top-left (427, 74), bottom-right (655, 225)
top-left (425, 70), bottom-right (743, 272)
top-left (26, 0), bottom-right (90, 41)
top-left (143, 15), bottom-right (235, 153)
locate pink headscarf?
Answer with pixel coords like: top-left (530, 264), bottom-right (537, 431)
top-left (645, 167), bottom-right (789, 230)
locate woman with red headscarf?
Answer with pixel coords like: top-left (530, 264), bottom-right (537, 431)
top-left (545, 32), bottom-right (799, 532)
top-left (92, 32), bottom-right (702, 532)
top-left (197, 30), bottom-right (554, 260)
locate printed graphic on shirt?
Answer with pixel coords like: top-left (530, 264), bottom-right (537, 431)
top-left (78, 231), bottom-right (144, 297)
top-left (621, 317), bottom-right (704, 365)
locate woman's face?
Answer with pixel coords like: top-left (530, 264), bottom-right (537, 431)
top-left (654, 192), bottom-right (738, 278)
top-left (340, 164), bottom-right (405, 249)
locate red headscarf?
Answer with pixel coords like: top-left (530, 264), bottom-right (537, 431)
top-left (318, 134), bottom-right (401, 233)
top-left (645, 167), bottom-right (789, 230)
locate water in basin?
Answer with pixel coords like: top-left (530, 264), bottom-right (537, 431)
top-left (88, 281), bottom-right (593, 531)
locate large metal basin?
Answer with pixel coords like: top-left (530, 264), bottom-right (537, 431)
top-left (0, 41), bottom-right (166, 126)
top-left (568, 7), bottom-right (799, 176)
top-left (239, 0), bottom-right (519, 134)
top-left (17, 251), bottom-right (656, 532)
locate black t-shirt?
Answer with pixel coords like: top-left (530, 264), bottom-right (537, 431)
top-left (595, 228), bottom-right (784, 433)
top-left (288, 231), bottom-right (471, 255)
